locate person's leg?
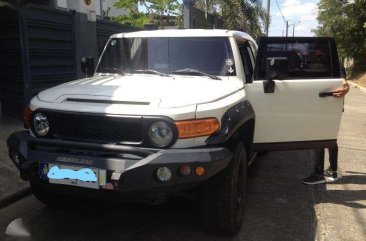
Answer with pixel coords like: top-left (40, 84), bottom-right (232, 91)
top-left (314, 148), bottom-right (325, 175)
top-left (302, 149), bottom-right (325, 185)
top-left (326, 144), bottom-right (338, 180)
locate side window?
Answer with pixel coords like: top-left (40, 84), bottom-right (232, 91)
top-left (237, 42), bottom-right (254, 82)
top-left (256, 39), bottom-right (334, 79)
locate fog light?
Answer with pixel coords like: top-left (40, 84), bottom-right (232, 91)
top-left (156, 167), bottom-right (172, 182)
top-left (195, 166), bottom-right (205, 176)
top-left (179, 165), bottom-right (191, 176)
top-left (13, 152), bottom-right (20, 164)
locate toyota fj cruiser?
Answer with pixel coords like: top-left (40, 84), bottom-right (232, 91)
top-left (7, 30), bottom-right (344, 234)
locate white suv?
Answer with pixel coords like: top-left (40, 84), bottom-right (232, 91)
top-left (7, 30), bottom-right (344, 234)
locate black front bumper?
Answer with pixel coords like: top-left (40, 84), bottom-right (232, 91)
top-left (7, 131), bottom-right (232, 196)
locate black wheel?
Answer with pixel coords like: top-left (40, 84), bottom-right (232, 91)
top-left (30, 181), bottom-right (78, 208)
top-left (200, 140), bottom-right (247, 235)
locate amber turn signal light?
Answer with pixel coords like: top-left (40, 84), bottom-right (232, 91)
top-left (195, 167), bottom-right (205, 176)
top-left (175, 118), bottom-right (220, 139)
top-left (23, 107), bottom-right (33, 129)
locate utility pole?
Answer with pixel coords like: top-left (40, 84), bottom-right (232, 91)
top-left (266, 0), bottom-right (271, 36)
top-left (285, 20), bottom-right (289, 37)
top-left (183, 0), bottom-right (197, 29)
top-left (100, 0), bottom-right (104, 20)
top-left (293, 24), bottom-right (295, 36)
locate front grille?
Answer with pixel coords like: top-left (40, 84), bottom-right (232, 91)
top-left (49, 112), bottom-right (143, 144)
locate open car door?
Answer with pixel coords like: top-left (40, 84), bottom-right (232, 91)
top-left (245, 37), bottom-right (344, 150)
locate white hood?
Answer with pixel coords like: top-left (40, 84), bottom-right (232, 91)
top-left (37, 74), bottom-right (243, 108)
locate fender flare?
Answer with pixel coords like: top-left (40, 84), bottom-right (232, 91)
top-left (206, 101), bottom-right (255, 145)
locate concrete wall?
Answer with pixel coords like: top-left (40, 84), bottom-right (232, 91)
top-left (191, 7), bottom-right (223, 29)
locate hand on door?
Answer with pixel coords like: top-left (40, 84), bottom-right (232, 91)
top-left (332, 79), bottom-right (350, 97)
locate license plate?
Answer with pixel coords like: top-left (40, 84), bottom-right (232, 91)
top-left (40, 163), bottom-right (106, 189)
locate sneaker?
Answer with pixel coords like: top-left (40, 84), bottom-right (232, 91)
top-left (302, 173), bottom-right (325, 185)
top-left (324, 168), bottom-right (338, 182)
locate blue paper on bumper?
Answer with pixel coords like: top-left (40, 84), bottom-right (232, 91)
top-left (47, 166), bottom-right (97, 182)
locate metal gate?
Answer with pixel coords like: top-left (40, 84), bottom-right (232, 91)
top-left (20, 4), bottom-right (77, 102)
top-left (0, 7), bottom-right (24, 118)
top-left (0, 4), bottom-right (76, 118)
top-left (0, 4), bottom-right (140, 119)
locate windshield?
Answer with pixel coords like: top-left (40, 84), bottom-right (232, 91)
top-left (96, 37), bottom-right (236, 76)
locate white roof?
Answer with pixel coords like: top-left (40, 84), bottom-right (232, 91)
top-left (111, 29), bottom-right (255, 42)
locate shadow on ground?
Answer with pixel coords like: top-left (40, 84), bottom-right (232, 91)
top-left (315, 173), bottom-right (366, 209)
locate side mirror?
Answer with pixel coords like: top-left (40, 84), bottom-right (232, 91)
top-left (80, 57), bottom-right (94, 77)
top-left (263, 57), bottom-right (289, 93)
top-left (266, 57), bottom-right (289, 81)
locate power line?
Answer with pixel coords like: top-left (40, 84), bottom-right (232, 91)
top-left (275, 0), bottom-right (286, 23)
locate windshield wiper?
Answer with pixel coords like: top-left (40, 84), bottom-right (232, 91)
top-left (134, 69), bottom-right (171, 77)
top-left (172, 68), bottom-right (221, 80)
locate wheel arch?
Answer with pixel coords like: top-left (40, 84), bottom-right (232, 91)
top-left (206, 100), bottom-right (256, 162)
top-left (235, 118), bottom-right (255, 161)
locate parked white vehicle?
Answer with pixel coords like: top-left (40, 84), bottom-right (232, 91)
top-left (7, 29), bottom-right (344, 234)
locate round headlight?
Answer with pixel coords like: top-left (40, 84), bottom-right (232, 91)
top-left (148, 121), bottom-right (174, 147)
top-left (33, 113), bottom-right (50, 136)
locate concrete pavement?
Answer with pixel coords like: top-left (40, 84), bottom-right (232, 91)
top-left (0, 111), bottom-right (29, 207)
top-left (314, 86), bottom-right (366, 241)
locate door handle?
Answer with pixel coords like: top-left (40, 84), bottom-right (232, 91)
top-left (319, 91), bottom-right (336, 97)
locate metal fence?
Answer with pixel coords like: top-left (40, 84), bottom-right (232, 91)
top-left (20, 4), bottom-right (77, 100)
top-left (0, 4), bottom-right (139, 118)
top-left (0, 7), bottom-right (25, 118)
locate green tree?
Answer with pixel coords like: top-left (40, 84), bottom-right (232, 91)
top-left (113, 0), bottom-right (181, 28)
top-left (314, 0), bottom-right (366, 70)
top-left (195, 0), bottom-right (266, 39)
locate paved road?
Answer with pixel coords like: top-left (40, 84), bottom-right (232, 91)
top-left (315, 87), bottom-right (366, 241)
top-left (0, 87), bottom-right (365, 241)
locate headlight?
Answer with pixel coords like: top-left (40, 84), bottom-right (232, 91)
top-left (33, 112), bottom-right (50, 136)
top-left (148, 121), bottom-right (174, 147)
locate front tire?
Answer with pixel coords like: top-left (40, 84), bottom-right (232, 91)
top-left (200, 140), bottom-right (247, 234)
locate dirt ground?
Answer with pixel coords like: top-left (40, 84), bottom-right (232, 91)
top-left (349, 71), bottom-right (366, 88)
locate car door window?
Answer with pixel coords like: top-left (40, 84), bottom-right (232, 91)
top-left (256, 39), bottom-right (334, 79)
top-left (238, 42), bottom-right (254, 83)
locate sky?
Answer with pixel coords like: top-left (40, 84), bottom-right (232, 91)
top-left (268, 0), bottom-right (320, 36)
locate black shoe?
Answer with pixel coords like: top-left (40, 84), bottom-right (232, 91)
top-left (302, 173), bottom-right (325, 185)
top-left (324, 168), bottom-right (338, 182)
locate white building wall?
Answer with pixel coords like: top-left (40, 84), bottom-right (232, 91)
top-left (100, 0), bottom-right (129, 17)
top-left (56, 0), bottom-right (129, 19)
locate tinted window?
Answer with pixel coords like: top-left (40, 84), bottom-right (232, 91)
top-left (257, 40), bottom-right (332, 79)
top-left (97, 37), bottom-right (235, 76)
top-left (238, 43), bottom-right (254, 82)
